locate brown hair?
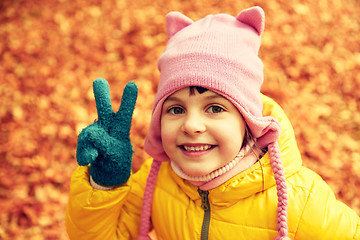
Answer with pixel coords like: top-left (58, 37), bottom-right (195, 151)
top-left (189, 86), bottom-right (208, 95)
top-left (243, 125), bottom-right (265, 191)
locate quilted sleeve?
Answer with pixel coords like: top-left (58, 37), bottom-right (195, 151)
top-left (65, 159), bottom-right (153, 240)
top-left (295, 175), bottom-right (360, 239)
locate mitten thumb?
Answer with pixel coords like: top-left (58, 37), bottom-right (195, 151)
top-left (76, 124), bottom-right (101, 166)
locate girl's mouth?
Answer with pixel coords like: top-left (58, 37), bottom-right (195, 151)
top-left (181, 144), bottom-right (214, 152)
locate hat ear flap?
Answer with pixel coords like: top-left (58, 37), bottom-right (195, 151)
top-left (166, 11), bottom-right (194, 39)
top-left (236, 6), bottom-right (265, 36)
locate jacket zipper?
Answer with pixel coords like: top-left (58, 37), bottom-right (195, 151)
top-left (198, 189), bottom-right (211, 240)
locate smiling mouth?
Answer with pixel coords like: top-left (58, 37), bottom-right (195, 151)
top-left (181, 145), bottom-right (214, 152)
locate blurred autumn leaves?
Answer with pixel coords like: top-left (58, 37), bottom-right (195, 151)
top-left (0, 0), bottom-right (359, 239)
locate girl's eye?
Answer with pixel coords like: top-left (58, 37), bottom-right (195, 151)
top-left (168, 106), bottom-right (185, 114)
top-left (207, 105), bottom-right (224, 113)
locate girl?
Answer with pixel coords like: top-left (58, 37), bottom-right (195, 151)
top-left (66, 6), bottom-right (360, 239)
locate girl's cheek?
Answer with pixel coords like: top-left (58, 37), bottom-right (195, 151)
top-left (161, 130), bottom-right (173, 144)
top-left (161, 124), bottom-right (173, 143)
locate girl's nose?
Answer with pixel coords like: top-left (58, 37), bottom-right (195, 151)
top-left (181, 114), bottom-right (206, 135)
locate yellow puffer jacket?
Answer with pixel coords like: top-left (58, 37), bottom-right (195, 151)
top-left (66, 95), bottom-right (360, 240)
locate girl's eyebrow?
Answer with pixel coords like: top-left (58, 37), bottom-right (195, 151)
top-left (164, 96), bottom-right (182, 103)
top-left (205, 94), bottom-right (224, 100)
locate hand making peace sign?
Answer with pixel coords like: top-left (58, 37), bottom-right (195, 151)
top-left (76, 78), bottom-right (138, 187)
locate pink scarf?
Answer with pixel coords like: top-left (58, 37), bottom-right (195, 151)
top-left (170, 141), bottom-right (259, 190)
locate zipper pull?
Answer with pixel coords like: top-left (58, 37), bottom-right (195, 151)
top-left (198, 189), bottom-right (210, 211)
top-left (198, 189), bottom-right (211, 240)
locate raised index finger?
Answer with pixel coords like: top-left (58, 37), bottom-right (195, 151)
top-left (93, 78), bottom-right (114, 127)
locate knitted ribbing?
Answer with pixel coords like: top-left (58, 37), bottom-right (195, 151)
top-left (268, 142), bottom-right (290, 240)
top-left (138, 160), bottom-right (161, 240)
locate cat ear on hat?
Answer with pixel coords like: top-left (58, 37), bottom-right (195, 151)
top-left (166, 11), bottom-right (194, 39)
top-left (236, 6), bottom-right (265, 36)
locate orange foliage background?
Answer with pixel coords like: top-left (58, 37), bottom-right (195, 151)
top-left (1, 0), bottom-right (359, 239)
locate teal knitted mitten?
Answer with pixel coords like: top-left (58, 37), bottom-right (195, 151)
top-left (76, 78), bottom-right (138, 187)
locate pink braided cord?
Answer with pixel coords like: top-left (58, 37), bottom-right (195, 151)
top-left (138, 160), bottom-right (162, 239)
top-left (268, 142), bottom-right (290, 240)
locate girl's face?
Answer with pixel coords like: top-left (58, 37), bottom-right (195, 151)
top-left (161, 87), bottom-right (246, 177)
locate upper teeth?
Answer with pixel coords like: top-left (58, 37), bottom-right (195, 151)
top-left (184, 145), bottom-right (212, 152)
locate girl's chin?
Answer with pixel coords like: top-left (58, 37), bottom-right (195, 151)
top-left (181, 166), bottom-right (214, 177)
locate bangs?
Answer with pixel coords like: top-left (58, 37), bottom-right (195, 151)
top-left (189, 86), bottom-right (208, 95)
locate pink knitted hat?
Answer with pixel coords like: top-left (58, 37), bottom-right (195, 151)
top-left (139, 6), bottom-right (290, 240)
